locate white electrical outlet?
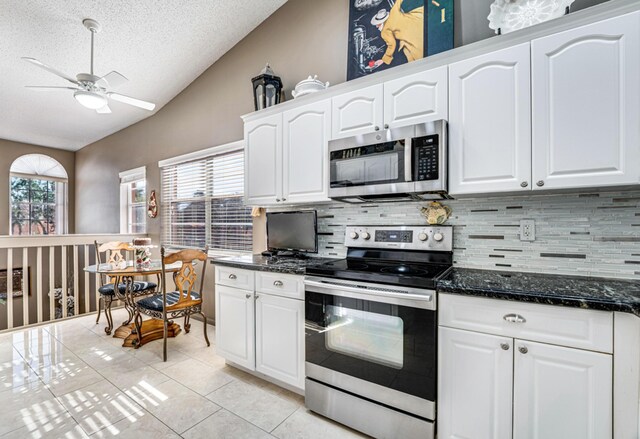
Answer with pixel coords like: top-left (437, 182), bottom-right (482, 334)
top-left (520, 219), bottom-right (535, 241)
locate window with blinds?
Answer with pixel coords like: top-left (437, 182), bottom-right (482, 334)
top-left (120, 167), bottom-right (146, 234)
top-left (160, 148), bottom-right (252, 253)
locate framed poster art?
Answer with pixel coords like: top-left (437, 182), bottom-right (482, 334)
top-left (347, 0), bottom-right (454, 81)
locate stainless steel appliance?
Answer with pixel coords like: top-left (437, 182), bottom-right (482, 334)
top-left (328, 121), bottom-right (448, 203)
top-left (304, 225), bottom-right (453, 439)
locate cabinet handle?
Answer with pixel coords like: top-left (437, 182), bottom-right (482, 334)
top-left (276, 198), bottom-right (281, 202)
top-left (519, 346), bottom-right (528, 354)
top-left (245, 293), bottom-right (252, 299)
top-left (536, 180), bottom-right (544, 187)
top-left (384, 124), bottom-right (389, 129)
top-left (520, 181), bottom-right (528, 188)
top-left (374, 126), bottom-right (380, 131)
top-left (500, 343), bottom-right (510, 351)
top-left (282, 198), bottom-right (286, 202)
top-left (255, 295), bottom-right (260, 300)
top-left (273, 280), bottom-right (283, 287)
top-left (228, 274), bottom-right (237, 280)
top-left (503, 313), bottom-right (526, 323)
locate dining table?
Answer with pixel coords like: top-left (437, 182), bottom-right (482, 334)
top-left (84, 260), bottom-right (183, 348)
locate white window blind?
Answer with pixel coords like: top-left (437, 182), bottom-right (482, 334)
top-left (119, 167), bottom-right (146, 234)
top-left (160, 148), bottom-right (252, 252)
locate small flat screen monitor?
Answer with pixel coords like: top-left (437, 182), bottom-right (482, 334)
top-left (266, 211), bottom-right (318, 253)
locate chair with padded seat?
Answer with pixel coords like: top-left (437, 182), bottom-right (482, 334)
top-left (95, 241), bottom-right (158, 334)
top-left (133, 246), bottom-right (210, 361)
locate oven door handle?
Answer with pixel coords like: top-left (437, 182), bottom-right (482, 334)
top-left (304, 279), bottom-right (435, 310)
top-left (404, 137), bottom-right (413, 182)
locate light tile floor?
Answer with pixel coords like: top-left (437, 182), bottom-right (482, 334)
top-left (0, 308), bottom-right (368, 438)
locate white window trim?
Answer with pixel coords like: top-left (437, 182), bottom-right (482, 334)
top-left (119, 166), bottom-right (147, 234)
top-left (9, 174), bottom-right (68, 236)
top-left (158, 141), bottom-right (244, 168)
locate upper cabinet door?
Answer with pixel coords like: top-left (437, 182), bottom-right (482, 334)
top-left (244, 113), bottom-right (282, 205)
top-left (282, 100), bottom-right (331, 204)
top-left (513, 341), bottom-right (612, 439)
top-left (331, 84), bottom-right (384, 139)
top-left (384, 66), bottom-right (448, 129)
top-left (532, 12), bottom-right (640, 190)
top-left (449, 43), bottom-right (532, 195)
top-left (438, 327), bottom-right (513, 439)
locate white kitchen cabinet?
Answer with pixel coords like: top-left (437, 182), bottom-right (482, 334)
top-left (439, 294), bottom-right (614, 439)
top-left (513, 340), bottom-right (612, 439)
top-left (331, 84), bottom-right (383, 139)
top-left (531, 12), bottom-right (640, 190)
top-left (438, 327), bottom-right (513, 439)
top-left (383, 66), bottom-right (448, 129)
top-left (215, 284), bottom-right (255, 369)
top-left (282, 100), bottom-right (331, 204)
top-left (214, 267), bottom-right (306, 391)
top-left (255, 292), bottom-right (305, 389)
top-left (449, 43), bottom-right (532, 195)
top-left (244, 113), bottom-right (282, 205)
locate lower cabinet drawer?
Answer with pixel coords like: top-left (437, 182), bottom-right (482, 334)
top-left (438, 294), bottom-right (613, 353)
top-left (214, 265), bottom-right (255, 290)
top-left (255, 271), bottom-right (304, 300)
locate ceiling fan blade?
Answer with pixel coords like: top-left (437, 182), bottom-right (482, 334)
top-left (108, 92), bottom-right (155, 111)
top-left (25, 85), bottom-right (80, 91)
top-left (22, 57), bottom-right (78, 84)
top-left (96, 104), bottom-right (112, 114)
top-left (96, 71), bottom-right (128, 89)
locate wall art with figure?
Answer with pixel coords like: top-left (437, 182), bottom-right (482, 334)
top-left (347, 0), bottom-right (454, 80)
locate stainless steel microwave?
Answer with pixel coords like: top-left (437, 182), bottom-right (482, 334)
top-left (328, 120), bottom-right (448, 203)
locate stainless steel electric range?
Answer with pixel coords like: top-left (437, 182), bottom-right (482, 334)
top-left (304, 225), bottom-right (453, 439)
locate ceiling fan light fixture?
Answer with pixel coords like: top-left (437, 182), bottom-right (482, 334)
top-left (73, 90), bottom-right (107, 109)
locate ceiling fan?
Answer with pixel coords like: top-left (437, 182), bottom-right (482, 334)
top-left (22, 18), bottom-right (156, 114)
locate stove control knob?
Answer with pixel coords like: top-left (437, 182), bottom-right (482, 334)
top-left (361, 232), bottom-right (371, 240)
top-left (418, 232), bottom-right (428, 242)
top-left (349, 232), bottom-right (359, 240)
top-left (433, 232), bottom-right (444, 242)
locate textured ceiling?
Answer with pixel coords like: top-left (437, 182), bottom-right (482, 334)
top-left (0, 0), bottom-right (287, 151)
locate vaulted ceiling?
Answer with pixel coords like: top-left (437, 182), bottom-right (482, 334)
top-left (0, 0), bottom-right (287, 151)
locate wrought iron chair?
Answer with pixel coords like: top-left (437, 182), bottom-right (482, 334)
top-left (94, 241), bottom-right (157, 334)
top-left (133, 247), bottom-right (210, 361)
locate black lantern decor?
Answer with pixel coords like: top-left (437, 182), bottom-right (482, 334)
top-left (251, 63), bottom-right (283, 111)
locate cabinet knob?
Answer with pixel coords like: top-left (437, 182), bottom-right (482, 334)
top-left (503, 313), bottom-right (526, 323)
top-left (536, 180), bottom-right (544, 187)
top-left (255, 295), bottom-right (260, 300)
top-left (245, 293), bottom-right (252, 299)
top-left (273, 280), bottom-right (283, 287)
top-left (276, 198), bottom-right (281, 202)
top-left (228, 274), bottom-right (237, 280)
top-left (500, 343), bottom-right (510, 351)
top-left (384, 124), bottom-right (389, 129)
top-left (519, 346), bottom-right (528, 354)
top-left (282, 198), bottom-right (286, 201)
top-left (520, 181), bottom-right (528, 188)
top-left (374, 126), bottom-right (380, 131)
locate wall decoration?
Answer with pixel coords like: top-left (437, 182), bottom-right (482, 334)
top-left (147, 190), bottom-right (158, 218)
top-left (488, 0), bottom-right (574, 35)
top-left (252, 64), bottom-right (283, 111)
top-left (347, 0), bottom-right (454, 81)
top-left (0, 267), bottom-right (30, 299)
top-left (292, 75), bottom-right (330, 99)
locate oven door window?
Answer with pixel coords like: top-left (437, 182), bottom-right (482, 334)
top-left (305, 291), bottom-right (436, 402)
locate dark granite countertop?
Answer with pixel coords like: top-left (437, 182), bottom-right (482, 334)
top-left (437, 267), bottom-right (640, 317)
top-left (210, 254), bottom-right (337, 275)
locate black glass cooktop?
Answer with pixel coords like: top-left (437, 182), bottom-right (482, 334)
top-left (306, 257), bottom-right (452, 289)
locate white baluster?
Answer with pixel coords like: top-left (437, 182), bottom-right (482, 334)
top-left (73, 245), bottom-right (79, 316)
top-left (37, 246), bottom-right (43, 323)
top-left (84, 244), bottom-right (90, 313)
top-left (7, 248), bottom-right (13, 329)
top-left (22, 247), bottom-right (29, 326)
top-left (49, 246), bottom-right (55, 321)
top-left (61, 245), bottom-right (67, 318)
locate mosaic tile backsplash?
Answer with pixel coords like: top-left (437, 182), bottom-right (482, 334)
top-left (273, 190), bottom-right (640, 280)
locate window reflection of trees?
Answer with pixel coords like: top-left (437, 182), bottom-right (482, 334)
top-left (11, 177), bottom-right (59, 235)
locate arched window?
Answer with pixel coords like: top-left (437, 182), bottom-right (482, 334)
top-left (10, 154), bottom-right (68, 235)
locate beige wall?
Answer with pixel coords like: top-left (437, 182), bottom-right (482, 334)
top-left (0, 138), bottom-right (75, 235)
top-left (75, 0), bottom-right (349, 242)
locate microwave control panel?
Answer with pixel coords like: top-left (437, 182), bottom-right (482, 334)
top-left (413, 134), bottom-right (439, 181)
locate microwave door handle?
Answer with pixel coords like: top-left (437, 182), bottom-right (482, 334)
top-left (404, 137), bottom-right (413, 182)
